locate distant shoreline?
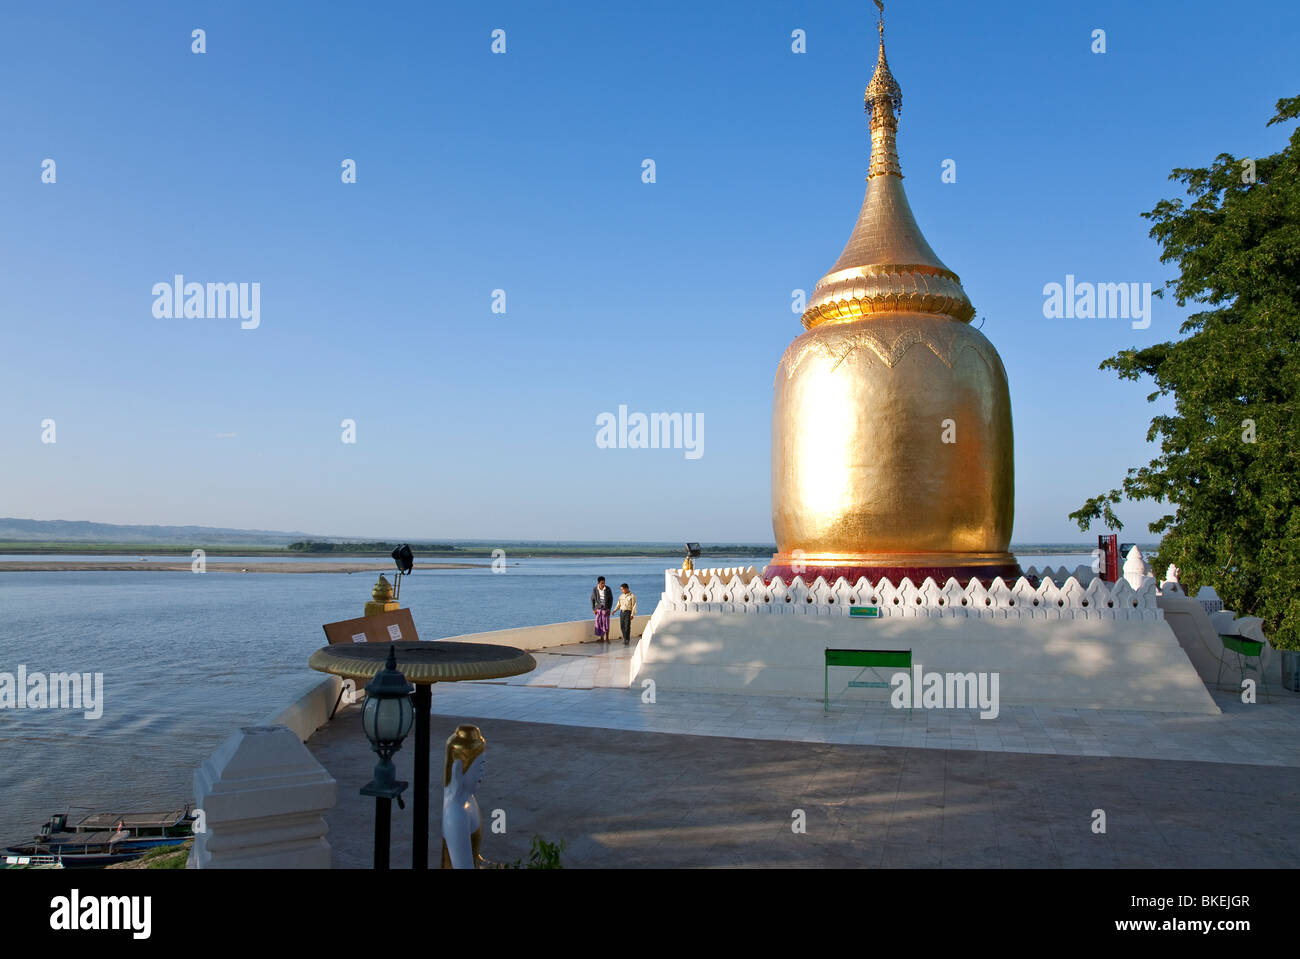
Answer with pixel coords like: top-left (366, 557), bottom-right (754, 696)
top-left (0, 544), bottom-right (1155, 574)
top-left (0, 561), bottom-right (487, 574)
top-left (0, 543), bottom-right (1137, 559)
top-left (0, 543), bottom-right (775, 559)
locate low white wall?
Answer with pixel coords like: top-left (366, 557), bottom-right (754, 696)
top-left (1160, 592), bottom-right (1288, 691)
top-left (262, 675), bottom-right (343, 742)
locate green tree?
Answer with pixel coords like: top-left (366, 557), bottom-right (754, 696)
top-left (1070, 95), bottom-right (1300, 650)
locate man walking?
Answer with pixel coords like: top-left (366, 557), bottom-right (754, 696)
top-left (616, 583), bottom-right (637, 646)
top-left (591, 576), bottom-right (614, 643)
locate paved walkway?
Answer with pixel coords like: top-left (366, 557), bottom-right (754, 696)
top-left (498, 641), bottom-right (636, 688)
top-left (308, 708), bottom-right (1300, 868)
top-left (306, 641), bottom-right (1300, 867)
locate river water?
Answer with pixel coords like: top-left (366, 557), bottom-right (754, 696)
top-left (0, 552), bottom-right (1086, 845)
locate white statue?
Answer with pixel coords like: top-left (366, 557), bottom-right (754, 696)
top-left (441, 725), bottom-right (486, 869)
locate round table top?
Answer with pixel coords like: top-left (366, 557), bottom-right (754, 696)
top-left (309, 641), bottom-right (536, 684)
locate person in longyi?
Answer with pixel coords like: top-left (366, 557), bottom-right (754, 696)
top-left (591, 575), bottom-right (614, 642)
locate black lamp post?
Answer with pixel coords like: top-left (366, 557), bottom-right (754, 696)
top-left (359, 644), bottom-right (414, 869)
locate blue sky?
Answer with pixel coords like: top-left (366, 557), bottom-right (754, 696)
top-left (2, 0), bottom-right (1296, 544)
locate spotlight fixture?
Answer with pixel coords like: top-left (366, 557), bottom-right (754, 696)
top-left (391, 544), bottom-right (414, 600)
top-left (684, 542), bottom-right (701, 572)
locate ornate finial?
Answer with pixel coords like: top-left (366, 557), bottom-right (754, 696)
top-left (868, 0), bottom-right (899, 136)
top-left (364, 572), bottom-right (400, 615)
top-left (797, 2), bottom-right (977, 330)
top-left (864, 2), bottom-right (902, 180)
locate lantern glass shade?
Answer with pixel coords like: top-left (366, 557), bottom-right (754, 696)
top-left (363, 690), bottom-right (414, 744)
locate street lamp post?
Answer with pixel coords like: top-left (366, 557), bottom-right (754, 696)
top-left (359, 644), bottom-right (414, 869)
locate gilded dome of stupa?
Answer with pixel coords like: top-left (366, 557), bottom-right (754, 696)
top-left (766, 2), bottom-right (1018, 587)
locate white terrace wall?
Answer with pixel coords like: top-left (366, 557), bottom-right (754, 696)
top-left (636, 567), bottom-right (1216, 712)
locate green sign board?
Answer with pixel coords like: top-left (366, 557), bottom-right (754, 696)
top-left (849, 606), bottom-right (881, 618)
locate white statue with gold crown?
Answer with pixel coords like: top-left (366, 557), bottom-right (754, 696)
top-left (441, 725), bottom-right (487, 869)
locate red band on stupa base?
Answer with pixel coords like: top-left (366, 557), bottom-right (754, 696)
top-left (760, 562), bottom-right (1024, 588)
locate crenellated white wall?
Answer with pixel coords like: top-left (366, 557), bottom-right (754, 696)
top-left (656, 567), bottom-right (1161, 622)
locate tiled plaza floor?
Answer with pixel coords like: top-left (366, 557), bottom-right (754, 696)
top-left (496, 641), bottom-right (635, 688)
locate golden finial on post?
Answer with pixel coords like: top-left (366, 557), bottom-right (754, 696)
top-left (364, 573), bottom-right (400, 616)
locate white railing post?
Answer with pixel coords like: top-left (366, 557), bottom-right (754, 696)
top-left (188, 724), bottom-right (337, 869)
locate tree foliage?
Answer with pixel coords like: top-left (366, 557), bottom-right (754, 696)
top-left (1069, 95), bottom-right (1300, 648)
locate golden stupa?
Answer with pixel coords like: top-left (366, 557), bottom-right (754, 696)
top-left (766, 5), bottom-right (1018, 585)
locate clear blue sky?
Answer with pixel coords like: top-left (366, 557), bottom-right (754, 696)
top-left (2, 0), bottom-right (1296, 544)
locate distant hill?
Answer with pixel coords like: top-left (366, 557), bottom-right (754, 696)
top-left (0, 518), bottom-right (314, 546)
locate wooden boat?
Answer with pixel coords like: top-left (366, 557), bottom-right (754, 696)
top-left (3, 806), bottom-right (194, 868)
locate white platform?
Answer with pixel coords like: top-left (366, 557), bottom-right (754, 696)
top-left (636, 568), bottom-right (1220, 714)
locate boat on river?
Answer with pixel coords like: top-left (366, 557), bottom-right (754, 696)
top-left (3, 806), bottom-right (194, 868)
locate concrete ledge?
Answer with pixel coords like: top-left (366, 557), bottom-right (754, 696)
top-left (262, 674), bottom-right (343, 742)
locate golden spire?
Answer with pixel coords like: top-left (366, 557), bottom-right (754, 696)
top-left (864, 6), bottom-right (902, 179)
top-left (800, 1), bottom-right (975, 329)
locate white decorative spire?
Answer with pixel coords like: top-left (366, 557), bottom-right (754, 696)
top-left (1122, 545), bottom-right (1148, 589)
